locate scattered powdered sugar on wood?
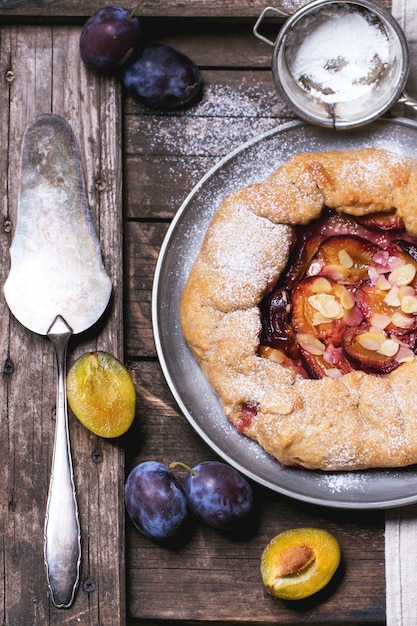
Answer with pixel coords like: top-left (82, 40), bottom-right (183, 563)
top-left (144, 80), bottom-right (290, 159)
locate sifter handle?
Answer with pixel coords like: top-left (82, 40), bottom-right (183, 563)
top-left (398, 90), bottom-right (417, 112)
top-left (252, 6), bottom-right (290, 47)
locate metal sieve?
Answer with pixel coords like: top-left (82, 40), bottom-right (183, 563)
top-left (254, 0), bottom-right (416, 129)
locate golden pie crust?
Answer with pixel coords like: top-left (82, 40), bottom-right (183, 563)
top-left (180, 148), bottom-right (417, 471)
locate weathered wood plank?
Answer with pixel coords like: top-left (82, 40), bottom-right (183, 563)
top-left (123, 66), bottom-right (295, 223)
top-left (0, 0), bottom-right (393, 20)
top-left (0, 25), bottom-right (124, 624)
top-left (138, 22), bottom-right (283, 68)
top-left (124, 221), bottom-right (166, 357)
top-left (121, 7), bottom-right (388, 616)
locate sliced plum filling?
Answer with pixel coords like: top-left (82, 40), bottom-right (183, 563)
top-left (259, 209), bottom-right (417, 379)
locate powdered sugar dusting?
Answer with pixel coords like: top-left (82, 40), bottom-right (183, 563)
top-left (201, 200), bottom-right (292, 309)
top-left (286, 5), bottom-right (392, 104)
top-left (320, 471), bottom-right (366, 493)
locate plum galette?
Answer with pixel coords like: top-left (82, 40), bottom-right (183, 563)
top-left (180, 148), bottom-right (417, 470)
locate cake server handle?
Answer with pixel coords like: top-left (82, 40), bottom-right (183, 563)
top-left (44, 315), bottom-right (81, 608)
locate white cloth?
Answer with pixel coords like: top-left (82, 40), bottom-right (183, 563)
top-left (386, 5), bottom-right (417, 625)
top-left (385, 505), bottom-right (417, 626)
top-left (391, 0), bottom-right (417, 120)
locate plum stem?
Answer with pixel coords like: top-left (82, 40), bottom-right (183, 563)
top-left (169, 461), bottom-right (197, 476)
top-left (129, 0), bottom-right (145, 19)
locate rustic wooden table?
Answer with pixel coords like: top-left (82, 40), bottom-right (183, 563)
top-left (0, 1), bottom-right (394, 625)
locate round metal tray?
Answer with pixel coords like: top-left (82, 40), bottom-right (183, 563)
top-left (152, 117), bottom-right (417, 509)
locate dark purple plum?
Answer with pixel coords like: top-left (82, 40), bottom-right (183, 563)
top-left (181, 461), bottom-right (253, 531)
top-left (125, 461), bottom-right (188, 541)
top-left (80, 6), bottom-right (141, 74)
top-left (122, 42), bottom-right (201, 108)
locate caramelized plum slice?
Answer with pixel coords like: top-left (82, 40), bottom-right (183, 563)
top-left (260, 288), bottom-right (299, 359)
top-left (284, 234), bottom-right (322, 290)
top-left (387, 241), bottom-right (417, 282)
top-left (312, 235), bottom-right (382, 284)
top-left (342, 324), bottom-right (400, 374)
top-left (357, 282), bottom-right (417, 336)
top-left (291, 276), bottom-right (357, 378)
top-left (291, 276), bottom-right (359, 340)
top-left (357, 211), bottom-right (405, 231)
top-left (296, 338), bottom-right (354, 379)
top-left (306, 208), bottom-right (364, 239)
top-left (396, 239), bottom-right (417, 264)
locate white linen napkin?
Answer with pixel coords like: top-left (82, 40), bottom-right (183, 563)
top-left (385, 505), bottom-right (417, 625)
top-left (391, 0), bottom-right (417, 120)
top-left (385, 5), bottom-right (417, 626)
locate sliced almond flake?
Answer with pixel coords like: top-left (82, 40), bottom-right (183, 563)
top-left (357, 331), bottom-right (386, 351)
top-left (297, 333), bottom-right (326, 355)
top-left (398, 285), bottom-right (415, 300)
top-left (370, 312), bottom-right (392, 329)
top-left (396, 346), bottom-right (416, 363)
top-left (400, 294), bottom-right (417, 314)
top-left (320, 264), bottom-right (345, 281)
top-left (338, 248), bottom-right (354, 268)
top-left (334, 284), bottom-right (355, 310)
top-left (378, 339), bottom-right (399, 357)
top-left (325, 367), bottom-right (343, 378)
top-left (307, 260), bottom-right (323, 276)
top-left (310, 277), bottom-right (332, 293)
top-left (258, 345), bottom-right (285, 364)
top-left (392, 311), bottom-right (414, 329)
top-left (376, 274), bottom-right (392, 291)
top-left (388, 263), bottom-right (416, 286)
top-left (389, 334), bottom-right (408, 347)
top-left (384, 285), bottom-right (401, 307)
top-left (308, 294), bottom-right (343, 319)
top-left (312, 311), bottom-right (331, 326)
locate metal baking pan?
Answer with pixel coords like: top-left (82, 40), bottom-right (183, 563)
top-left (152, 117), bottom-right (417, 509)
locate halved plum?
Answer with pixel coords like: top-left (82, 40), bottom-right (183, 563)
top-left (311, 235), bottom-right (382, 284)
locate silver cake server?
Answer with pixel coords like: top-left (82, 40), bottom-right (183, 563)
top-left (4, 114), bottom-right (112, 608)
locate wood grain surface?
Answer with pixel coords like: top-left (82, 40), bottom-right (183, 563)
top-left (123, 15), bottom-right (387, 626)
top-left (0, 0), bottom-right (392, 19)
top-left (0, 24), bottom-right (124, 625)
